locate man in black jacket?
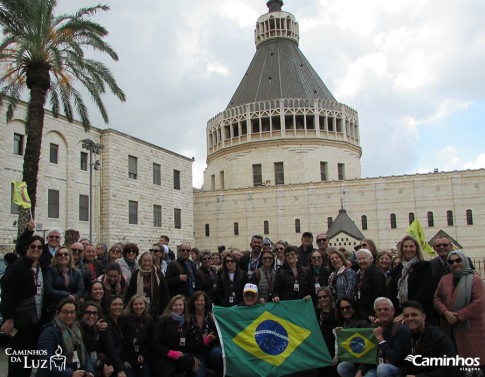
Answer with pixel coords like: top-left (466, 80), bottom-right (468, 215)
top-left (239, 235), bottom-right (263, 278)
top-left (165, 242), bottom-right (199, 298)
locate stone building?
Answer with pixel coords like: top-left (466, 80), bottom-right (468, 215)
top-left (1, 104), bottom-right (193, 248)
top-left (193, 0), bottom-right (485, 258)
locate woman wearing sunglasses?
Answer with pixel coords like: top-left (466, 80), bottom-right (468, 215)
top-left (434, 250), bottom-right (485, 372)
top-left (214, 252), bottom-right (248, 306)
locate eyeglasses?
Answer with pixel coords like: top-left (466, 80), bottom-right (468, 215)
top-left (60, 310), bottom-right (76, 315)
top-left (316, 238), bottom-right (327, 242)
top-left (225, 259), bottom-right (235, 264)
top-left (57, 252), bottom-right (69, 257)
top-left (339, 305), bottom-right (353, 311)
top-left (361, 243), bottom-right (368, 247)
top-left (435, 243), bottom-right (450, 248)
top-left (71, 248), bottom-right (83, 253)
top-left (448, 258), bottom-right (462, 265)
top-left (29, 244), bottom-right (43, 250)
top-left (262, 257), bottom-right (273, 261)
top-left (149, 249), bottom-right (161, 253)
top-left (84, 310), bottom-right (99, 316)
top-left (311, 256), bottom-right (322, 260)
top-left (318, 295), bottom-right (329, 300)
top-left (49, 235), bottom-right (60, 239)
top-left (180, 248), bottom-right (191, 252)
top-left (111, 249), bottom-right (121, 254)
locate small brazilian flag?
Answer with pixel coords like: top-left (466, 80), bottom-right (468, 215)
top-left (213, 300), bottom-right (331, 377)
top-left (336, 328), bottom-right (377, 364)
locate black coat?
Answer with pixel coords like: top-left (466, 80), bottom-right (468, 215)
top-left (165, 258), bottom-right (200, 298)
top-left (273, 263), bottom-right (314, 301)
top-left (198, 265), bottom-right (217, 302)
top-left (119, 314), bottom-right (154, 367)
top-left (214, 269), bottom-right (248, 307)
top-left (16, 227), bottom-right (53, 271)
top-left (125, 269), bottom-right (170, 317)
top-left (355, 264), bottom-right (386, 317)
top-left (99, 316), bottom-right (125, 373)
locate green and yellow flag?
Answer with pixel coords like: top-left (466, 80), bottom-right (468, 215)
top-left (12, 180), bottom-right (31, 209)
top-left (213, 300), bottom-right (331, 377)
top-left (336, 328), bottom-right (377, 364)
top-left (406, 219), bottom-right (435, 256)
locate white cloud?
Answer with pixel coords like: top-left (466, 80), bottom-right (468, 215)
top-left (464, 153), bottom-right (485, 170)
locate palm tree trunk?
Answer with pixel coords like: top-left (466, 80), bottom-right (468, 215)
top-left (18, 65), bottom-right (50, 236)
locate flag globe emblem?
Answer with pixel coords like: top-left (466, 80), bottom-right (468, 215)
top-left (255, 320), bottom-right (289, 355)
top-left (349, 337), bottom-right (366, 354)
top-left (233, 311), bottom-right (311, 366)
top-left (341, 332), bottom-right (376, 358)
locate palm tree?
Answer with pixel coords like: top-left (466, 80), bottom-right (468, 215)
top-left (0, 0), bottom-right (125, 231)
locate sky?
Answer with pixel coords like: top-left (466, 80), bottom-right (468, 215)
top-left (57, 0), bottom-right (485, 187)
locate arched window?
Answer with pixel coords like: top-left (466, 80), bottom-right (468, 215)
top-left (447, 210), bottom-right (453, 226)
top-left (205, 224), bottom-right (210, 237)
top-left (234, 222), bottom-right (239, 236)
top-left (390, 213), bottom-right (397, 229)
top-left (264, 220), bottom-right (269, 235)
top-left (466, 209), bottom-right (473, 225)
top-left (327, 217), bottom-right (333, 229)
top-left (361, 215), bottom-right (368, 230)
top-left (408, 212), bottom-right (415, 225)
top-left (295, 219), bottom-right (301, 233)
top-left (427, 211), bottom-right (434, 227)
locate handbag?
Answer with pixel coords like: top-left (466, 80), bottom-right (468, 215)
top-left (14, 296), bottom-right (39, 328)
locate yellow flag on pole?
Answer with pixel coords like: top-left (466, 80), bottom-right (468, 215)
top-left (406, 220), bottom-right (435, 256)
top-left (12, 180), bottom-right (32, 209)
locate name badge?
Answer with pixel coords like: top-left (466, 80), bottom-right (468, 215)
top-left (357, 290), bottom-right (361, 299)
top-left (90, 351), bottom-right (97, 361)
top-left (134, 344), bottom-right (139, 353)
top-left (229, 296), bottom-right (234, 303)
top-left (180, 337), bottom-right (186, 347)
top-left (36, 285), bottom-right (41, 295)
top-left (192, 281), bottom-right (196, 289)
top-left (72, 350), bottom-right (80, 368)
top-left (314, 283), bottom-right (320, 293)
top-left (293, 283), bottom-right (300, 292)
top-left (378, 357), bottom-right (384, 365)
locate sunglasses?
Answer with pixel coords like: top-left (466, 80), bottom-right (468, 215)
top-left (244, 292), bottom-right (256, 298)
top-left (225, 259), bottom-right (235, 264)
top-left (202, 257), bottom-right (212, 261)
top-left (262, 257), bottom-right (274, 260)
top-left (275, 247), bottom-right (285, 251)
top-left (126, 250), bottom-right (137, 254)
top-left (84, 310), bottom-right (99, 316)
top-left (448, 258), bottom-right (462, 265)
top-left (339, 305), bottom-right (353, 311)
top-left (316, 238), bottom-right (327, 242)
top-left (180, 248), bottom-right (191, 252)
top-left (57, 252), bottom-right (70, 257)
top-left (71, 248), bottom-right (83, 253)
top-left (318, 295), bottom-right (329, 300)
top-left (435, 243), bottom-right (450, 248)
top-left (49, 235), bottom-right (61, 239)
top-left (29, 244), bottom-right (43, 250)
top-left (149, 249), bottom-right (161, 253)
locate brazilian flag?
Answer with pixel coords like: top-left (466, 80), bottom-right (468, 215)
top-left (336, 328), bottom-right (377, 364)
top-left (213, 300), bottom-right (331, 377)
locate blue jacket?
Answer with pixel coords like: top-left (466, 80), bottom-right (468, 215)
top-left (36, 322), bottom-right (94, 377)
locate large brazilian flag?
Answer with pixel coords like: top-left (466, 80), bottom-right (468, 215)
top-left (213, 300), bottom-right (332, 377)
top-left (336, 328), bottom-right (377, 364)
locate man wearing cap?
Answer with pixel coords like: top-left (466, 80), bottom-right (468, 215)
top-left (239, 283), bottom-right (264, 306)
top-left (297, 231), bottom-right (315, 267)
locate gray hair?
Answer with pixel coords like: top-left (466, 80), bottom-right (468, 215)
top-left (356, 248), bottom-right (373, 260)
top-left (373, 297), bottom-right (394, 310)
top-left (48, 228), bottom-right (62, 237)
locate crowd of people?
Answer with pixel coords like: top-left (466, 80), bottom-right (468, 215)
top-left (1, 222), bottom-right (484, 377)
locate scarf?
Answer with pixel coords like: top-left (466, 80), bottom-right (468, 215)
top-left (136, 267), bottom-right (160, 299)
top-left (449, 251), bottom-right (474, 329)
top-left (397, 257), bottom-right (418, 303)
top-left (54, 317), bottom-right (86, 369)
top-left (171, 312), bottom-right (185, 327)
top-left (58, 265), bottom-right (70, 288)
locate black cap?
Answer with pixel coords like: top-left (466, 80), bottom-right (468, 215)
top-left (302, 232), bottom-right (313, 238)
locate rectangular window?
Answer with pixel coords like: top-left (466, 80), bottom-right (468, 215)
top-left (50, 143), bottom-right (59, 164)
top-left (11, 183), bottom-right (19, 214)
top-left (128, 155), bottom-right (138, 179)
top-left (129, 201), bottom-right (138, 224)
top-left (211, 174), bottom-right (216, 191)
top-left (79, 194), bottom-right (89, 221)
top-left (48, 189), bottom-right (60, 218)
top-left (153, 205), bottom-right (162, 227)
top-left (274, 162), bottom-right (284, 185)
top-left (173, 170), bottom-right (181, 190)
top-left (337, 163), bottom-right (345, 180)
top-left (13, 133), bottom-right (24, 155)
top-left (220, 171), bottom-right (225, 189)
top-left (205, 224), bottom-right (210, 237)
top-left (80, 152), bottom-right (88, 171)
top-left (447, 210), bottom-right (454, 226)
top-left (153, 163), bottom-right (161, 185)
top-left (174, 208), bottom-right (182, 229)
top-left (466, 209), bottom-right (473, 225)
top-left (253, 164), bottom-right (262, 187)
top-left (320, 161), bottom-right (328, 182)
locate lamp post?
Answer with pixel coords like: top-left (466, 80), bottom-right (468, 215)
top-left (81, 138), bottom-right (104, 243)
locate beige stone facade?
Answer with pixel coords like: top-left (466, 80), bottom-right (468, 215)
top-left (0, 104), bottom-right (193, 249)
top-left (194, 169), bottom-right (485, 258)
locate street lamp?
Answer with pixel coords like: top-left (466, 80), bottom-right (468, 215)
top-left (81, 138), bottom-right (104, 243)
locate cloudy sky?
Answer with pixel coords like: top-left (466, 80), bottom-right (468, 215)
top-left (58, 0), bottom-right (485, 187)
